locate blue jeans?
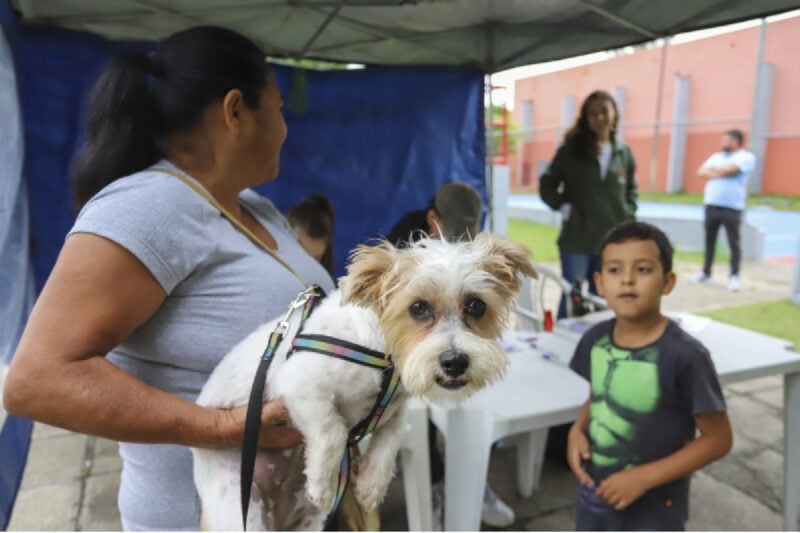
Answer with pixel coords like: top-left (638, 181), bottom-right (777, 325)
top-left (575, 484), bottom-right (686, 531)
top-left (576, 484), bottom-right (622, 531)
top-left (558, 248), bottom-right (601, 319)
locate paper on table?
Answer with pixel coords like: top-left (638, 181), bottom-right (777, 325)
top-left (501, 331), bottom-right (540, 351)
top-left (516, 331), bottom-right (538, 342)
top-left (672, 313), bottom-right (711, 334)
top-left (501, 332), bottom-right (519, 351)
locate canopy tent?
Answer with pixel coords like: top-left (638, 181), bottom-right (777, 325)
top-left (9, 0), bottom-right (800, 72)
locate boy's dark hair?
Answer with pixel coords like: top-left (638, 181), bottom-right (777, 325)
top-left (725, 128), bottom-right (745, 146)
top-left (71, 26), bottom-right (271, 210)
top-left (601, 220), bottom-right (674, 274)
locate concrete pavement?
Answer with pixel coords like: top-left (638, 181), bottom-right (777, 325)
top-left (7, 258), bottom-right (798, 531)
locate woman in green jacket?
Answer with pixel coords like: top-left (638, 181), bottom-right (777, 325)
top-left (539, 90), bottom-right (638, 318)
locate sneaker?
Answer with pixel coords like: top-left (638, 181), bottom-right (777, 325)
top-left (728, 275), bottom-right (740, 292)
top-left (431, 481), bottom-right (444, 531)
top-left (690, 272), bottom-right (711, 284)
top-left (481, 485), bottom-right (515, 528)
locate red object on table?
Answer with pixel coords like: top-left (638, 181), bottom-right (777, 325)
top-left (543, 310), bottom-right (554, 332)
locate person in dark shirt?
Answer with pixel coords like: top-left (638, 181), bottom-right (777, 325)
top-left (567, 221), bottom-right (731, 531)
top-left (386, 182), bottom-right (482, 247)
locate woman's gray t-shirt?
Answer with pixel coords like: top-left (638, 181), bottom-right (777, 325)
top-left (69, 161), bottom-right (335, 530)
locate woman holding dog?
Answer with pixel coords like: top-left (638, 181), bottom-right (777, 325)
top-left (539, 89), bottom-right (638, 319)
top-left (3, 27), bottom-right (335, 530)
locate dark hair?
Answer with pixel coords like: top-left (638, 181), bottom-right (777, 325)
top-left (70, 26), bottom-right (271, 209)
top-left (564, 90), bottom-right (619, 160)
top-left (286, 193), bottom-right (335, 276)
top-left (600, 220), bottom-right (674, 274)
top-left (725, 128), bottom-right (744, 146)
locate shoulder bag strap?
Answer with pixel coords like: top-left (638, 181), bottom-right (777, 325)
top-left (154, 167), bottom-right (310, 288)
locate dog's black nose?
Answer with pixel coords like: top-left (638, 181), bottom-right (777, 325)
top-left (439, 350), bottom-right (469, 377)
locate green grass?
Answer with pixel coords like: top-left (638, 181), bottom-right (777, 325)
top-left (637, 191), bottom-right (704, 205)
top-left (624, 191), bottom-right (800, 212)
top-left (697, 300), bottom-right (800, 349)
top-left (508, 218), bottom-right (797, 348)
top-left (507, 218), bottom-right (729, 264)
top-left (674, 244), bottom-right (729, 264)
top-left (507, 219), bottom-right (560, 263)
top-left (521, 191), bottom-right (800, 212)
top-left (748, 194), bottom-right (800, 211)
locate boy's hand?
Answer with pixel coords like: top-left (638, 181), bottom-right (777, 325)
top-left (566, 424), bottom-right (595, 487)
top-left (595, 467), bottom-right (649, 510)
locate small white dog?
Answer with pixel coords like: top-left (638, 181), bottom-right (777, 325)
top-left (192, 233), bottom-right (537, 530)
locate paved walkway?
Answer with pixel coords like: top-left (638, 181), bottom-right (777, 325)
top-left (7, 258), bottom-right (798, 531)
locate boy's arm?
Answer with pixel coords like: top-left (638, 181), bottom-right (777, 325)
top-left (567, 398), bottom-right (595, 486)
top-left (595, 410), bottom-right (732, 510)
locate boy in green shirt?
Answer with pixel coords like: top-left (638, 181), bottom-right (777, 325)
top-left (567, 221), bottom-right (732, 530)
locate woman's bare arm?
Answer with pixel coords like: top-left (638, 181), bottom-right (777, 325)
top-left (3, 233), bottom-right (301, 449)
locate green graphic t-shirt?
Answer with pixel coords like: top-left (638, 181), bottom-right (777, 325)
top-left (569, 318), bottom-right (726, 522)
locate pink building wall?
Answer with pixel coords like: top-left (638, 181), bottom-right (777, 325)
top-left (511, 16), bottom-right (800, 196)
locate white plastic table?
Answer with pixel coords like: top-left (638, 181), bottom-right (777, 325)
top-left (421, 311), bottom-right (800, 531)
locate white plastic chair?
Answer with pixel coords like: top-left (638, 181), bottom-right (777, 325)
top-left (509, 263), bottom-right (607, 497)
top-left (398, 398), bottom-right (434, 531)
top-left (516, 262), bottom-right (607, 332)
top-left (515, 262), bottom-right (574, 331)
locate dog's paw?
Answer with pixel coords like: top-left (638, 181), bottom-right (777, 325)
top-left (352, 459), bottom-right (389, 511)
top-left (353, 480), bottom-right (382, 512)
top-left (305, 475), bottom-right (337, 513)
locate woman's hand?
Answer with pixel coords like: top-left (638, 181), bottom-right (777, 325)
top-left (221, 400), bottom-right (303, 449)
top-left (257, 400), bottom-right (303, 449)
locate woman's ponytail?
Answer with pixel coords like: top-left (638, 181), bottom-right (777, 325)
top-left (71, 27), bottom-right (271, 210)
top-left (70, 53), bottom-right (161, 210)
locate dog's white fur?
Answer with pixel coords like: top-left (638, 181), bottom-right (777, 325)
top-left (192, 233), bottom-right (537, 530)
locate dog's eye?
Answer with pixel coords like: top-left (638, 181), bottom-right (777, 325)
top-left (464, 298), bottom-right (486, 320)
top-left (409, 300), bottom-right (433, 320)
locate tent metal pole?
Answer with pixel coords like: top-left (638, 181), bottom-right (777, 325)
top-left (486, 73), bottom-right (494, 232)
top-left (485, 19), bottom-right (496, 234)
top-left (576, 0), bottom-right (657, 38)
top-left (297, 4), bottom-right (342, 58)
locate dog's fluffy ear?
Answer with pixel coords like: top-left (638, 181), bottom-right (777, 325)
top-left (474, 233), bottom-right (538, 290)
top-left (339, 240), bottom-right (398, 308)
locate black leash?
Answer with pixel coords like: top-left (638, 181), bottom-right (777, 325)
top-left (240, 286), bottom-right (321, 530)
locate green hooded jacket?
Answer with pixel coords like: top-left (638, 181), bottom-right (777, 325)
top-left (539, 137), bottom-right (638, 255)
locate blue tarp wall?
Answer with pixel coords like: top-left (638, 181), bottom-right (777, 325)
top-left (0, 12), bottom-right (485, 529)
top-left (20, 27), bottom-right (485, 290)
top-left (0, 2), bottom-right (33, 529)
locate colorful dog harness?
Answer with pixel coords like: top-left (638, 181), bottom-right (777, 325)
top-left (240, 285), bottom-right (400, 530)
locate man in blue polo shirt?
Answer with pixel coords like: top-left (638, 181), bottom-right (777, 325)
top-left (691, 129), bottom-right (756, 292)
